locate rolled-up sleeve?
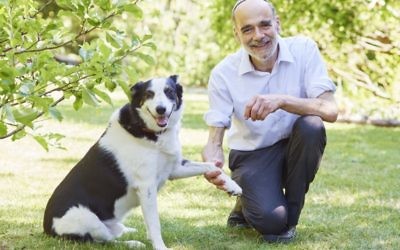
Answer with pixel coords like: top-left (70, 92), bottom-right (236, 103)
top-left (203, 72), bottom-right (233, 128)
top-left (304, 39), bottom-right (336, 98)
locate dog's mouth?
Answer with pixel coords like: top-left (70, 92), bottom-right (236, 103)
top-left (147, 108), bottom-right (169, 128)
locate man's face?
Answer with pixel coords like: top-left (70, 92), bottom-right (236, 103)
top-left (233, 1), bottom-right (279, 65)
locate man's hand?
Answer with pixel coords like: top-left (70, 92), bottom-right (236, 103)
top-left (244, 92), bottom-right (338, 122)
top-left (244, 94), bottom-right (283, 121)
top-left (202, 142), bottom-right (227, 191)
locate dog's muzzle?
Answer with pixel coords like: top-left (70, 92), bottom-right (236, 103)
top-left (147, 104), bottom-right (175, 128)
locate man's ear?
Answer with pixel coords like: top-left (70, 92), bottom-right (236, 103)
top-left (233, 26), bottom-right (240, 43)
top-left (275, 15), bottom-right (281, 34)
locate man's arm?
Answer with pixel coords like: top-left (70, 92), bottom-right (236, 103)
top-left (202, 126), bottom-right (227, 190)
top-left (244, 91), bottom-right (338, 122)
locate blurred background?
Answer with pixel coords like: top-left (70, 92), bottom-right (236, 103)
top-left (0, 0), bottom-right (399, 143)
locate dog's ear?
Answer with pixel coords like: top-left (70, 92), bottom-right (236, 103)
top-left (169, 75), bottom-right (179, 84)
top-left (130, 81), bottom-right (144, 94)
top-left (175, 80), bottom-right (183, 110)
top-left (130, 81), bottom-right (146, 107)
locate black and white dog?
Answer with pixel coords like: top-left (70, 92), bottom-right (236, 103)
top-left (43, 75), bottom-right (242, 250)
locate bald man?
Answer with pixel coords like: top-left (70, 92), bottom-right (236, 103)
top-left (202, 0), bottom-right (338, 243)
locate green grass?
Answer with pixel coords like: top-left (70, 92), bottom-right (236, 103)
top-left (1, 90), bottom-right (399, 250)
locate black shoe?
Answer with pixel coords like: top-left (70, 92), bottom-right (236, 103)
top-left (227, 212), bottom-right (251, 228)
top-left (262, 226), bottom-right (296, 243)
top-left (227, 197), bottom-right (251, 228)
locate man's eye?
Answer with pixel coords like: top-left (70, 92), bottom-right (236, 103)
top-left (242, 29), bottom-right (252, 34)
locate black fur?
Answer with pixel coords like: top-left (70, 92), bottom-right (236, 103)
top-left (118, 103), bottom-right (159, 142)
top-left (43, 143), bottom-right (128, 238)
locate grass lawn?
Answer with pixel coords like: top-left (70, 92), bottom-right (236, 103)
top-left (0, 89), bottom-right (399, 250)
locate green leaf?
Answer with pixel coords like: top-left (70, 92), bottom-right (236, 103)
top-left (79, 47), bottom-right (95, 61)
top-left (33, 135), bottom-right (49, 151)
top-left (28, 96), bottom-right (54, 111)
top-left (134, 52), bottom-right (155, 65)
top-left (105, 79), bottom-right (117, 92)
top-left (92, 88), bottom-right (113, 106)
top-left (117, 79), bottom-right (131, 100)
top-left (3, 104), bottom-right (16, 123)
top-left (143, 42), bottom-right (157, 50)
top-left (0, 121), bottom-right (7, 137)
top-left (82, 87), bottom-right (99, 106)
top-left (106, 32), bottom-right (121, 48)
top-left (12, 129), bottom-right (26, 141)
top-left (49, 107), bottom-right (63, 121)
top-left (142, 34), bottom-right (152, 42)
top-left (55, 0), bottom-right (75, 10)
top-left (122, 4), bottom-right (143, 19)
top-left (13, 108), bottom-right (39, 128)
top-left (73, 95), bottom-right (83, 111)
top-left (125, 66), bottom-right (138, 83)
top-left (19, 82), bottom-right (35, 96)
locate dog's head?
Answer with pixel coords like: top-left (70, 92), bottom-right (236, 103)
top-left (130, 75), bottom-right (183, 132)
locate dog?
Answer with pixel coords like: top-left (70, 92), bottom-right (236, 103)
top-left (43, 75), bottom-right (242, 250)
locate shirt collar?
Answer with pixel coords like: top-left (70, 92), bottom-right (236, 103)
top-left (238, 35), bottom-right (295, 76)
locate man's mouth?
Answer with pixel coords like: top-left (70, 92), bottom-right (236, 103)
top-left (251, 40), bottom-right (270, 48)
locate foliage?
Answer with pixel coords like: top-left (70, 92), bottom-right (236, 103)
top-left (0, 0), bottom-right (154, 149)
top-left (209, 0), bottom-right (400, 120)
top-left (134, 0), bottom-right (222, 87)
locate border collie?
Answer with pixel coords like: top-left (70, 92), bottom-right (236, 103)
top-left (43, 75), bottom-right (242, 250)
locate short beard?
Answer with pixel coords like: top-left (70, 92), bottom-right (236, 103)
top-left (251, 39), bottom-right (278, 62)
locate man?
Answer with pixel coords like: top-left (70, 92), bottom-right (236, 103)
top-left (202, 0), bottom-right (338, 243)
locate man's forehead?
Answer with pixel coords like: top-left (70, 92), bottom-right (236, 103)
top-left (233, 0), bottom-right (274, 25)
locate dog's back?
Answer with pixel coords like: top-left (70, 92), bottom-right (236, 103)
top-left (43, 142), bottom-right (128, 240)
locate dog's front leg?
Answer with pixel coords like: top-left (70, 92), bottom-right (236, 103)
top-left (138, 185), bottom-right (169, 250)
top-left (169, 161), bottom-right (242, 196)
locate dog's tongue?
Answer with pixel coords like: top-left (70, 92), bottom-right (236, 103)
top-left (156, 116), bottom-right (168, 127)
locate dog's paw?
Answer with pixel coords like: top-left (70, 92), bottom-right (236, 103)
top-left (123, 240), bottom-right (146, 248)
top-left (221, 176), bottom-right (242, 196)
top-left (225, 182), bottom-right (242, 196)
top-left (123, 227), bottom-right (138, 234)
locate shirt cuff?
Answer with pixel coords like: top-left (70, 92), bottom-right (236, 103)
top-left (307, 81), bottom-right (336, 98)
top-left (204, 110), bottom-right (231, 128)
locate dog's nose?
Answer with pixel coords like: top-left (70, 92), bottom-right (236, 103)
top-left (156, 106), bottom-right (166, 115)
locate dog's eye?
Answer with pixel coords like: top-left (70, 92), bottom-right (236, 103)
top-left (164, 87), bottom-right (175, 99)
top-left (145, 90), bottom-right (154, 99)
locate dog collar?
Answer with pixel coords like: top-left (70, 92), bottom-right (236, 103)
top-left (142, 127), bottom-right (167, 135)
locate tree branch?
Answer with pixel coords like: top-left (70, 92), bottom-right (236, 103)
top-left (0, 95), bottom-right (65, 139)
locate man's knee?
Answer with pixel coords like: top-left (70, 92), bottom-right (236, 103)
top-left (293, 116), bottom-right (326, 145)
top-left (244, 205), bottom-right (287, 235)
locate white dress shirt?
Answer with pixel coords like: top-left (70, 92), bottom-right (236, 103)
top-left (204, 36), bottom-right (336, 151)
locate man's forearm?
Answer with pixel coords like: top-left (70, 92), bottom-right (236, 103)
top-left (206, 126), bottom-right (226, 146)
top-left (281, 92), bottom-right (338, 122)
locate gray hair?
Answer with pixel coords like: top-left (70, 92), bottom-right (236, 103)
top-left (231, 0), bottom-right (276, 22)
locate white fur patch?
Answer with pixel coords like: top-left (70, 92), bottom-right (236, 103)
top-left (52, 205), bottom-right (114, 242)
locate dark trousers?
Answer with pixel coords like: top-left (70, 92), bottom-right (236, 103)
top-left (228, 116), bottom-right (326, 235)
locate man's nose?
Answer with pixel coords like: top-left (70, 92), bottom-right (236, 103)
top-left (253, 27), bottom-right (264, 40)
